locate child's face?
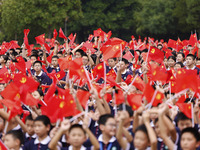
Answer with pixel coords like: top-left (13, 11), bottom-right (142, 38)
top-left (68, 128), bottom-right (86, 147)
top-left (34, 121), bottom-right (49, 138)
top-left (178, 120), bottom-right (192, 131)
top-left (26, 120), bottom-right (35, 136)
top-left (181, 132), bottom-right (199, 150)
top-left (134, 130), bottom-right (149, 150)
top-left (4, 134), bottom-right (19, 149)
top-left (100, 118), bottom-right (116, 137)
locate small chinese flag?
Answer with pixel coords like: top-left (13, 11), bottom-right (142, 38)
top-left (35, 34), bottom-right (45, 45)
top-left (59, 28), bottom-right (67, 40)
top-left (127, 93), bottom-right (143, 110)
top-left (176, 103), bottom-right (192, 118)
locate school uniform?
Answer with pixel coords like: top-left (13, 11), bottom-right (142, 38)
top-left (47, 65), bottom-right (60, 73)
top-left (24, 133), bottom-right (37, 144)
top-left (34, 71), bottom-right (52, 85)
top-left (121, 69), bottom-right (133, 81)
top-left (61, 145), bottom-right (91, 150)
top-left (185, 66), bottom-right (200, 75)
top-left (98, 134), bottom-right (129, 150)
top-left (23, 136), bottom-right (51, 150)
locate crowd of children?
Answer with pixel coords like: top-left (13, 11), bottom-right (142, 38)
top-left (0, 28), bottom-right (199, 150)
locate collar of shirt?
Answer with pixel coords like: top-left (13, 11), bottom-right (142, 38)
top-left (121, 69), bottom-right (128, 75)
top-left (186, 66), bottom-right (196, 70)
top-left (25, 133), bottom-right (37, 138)
top-left (34, 136), bottom-right (51, 145)
top-left (68, 145), bottom-right (86, 150)
top-left (98, 134), bottom-right (116, 143)
top-left (34, 71), bottom-right (43, 77)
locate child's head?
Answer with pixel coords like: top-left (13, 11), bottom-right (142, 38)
top-left (33, 61), bottom-right (42, 72)
top-left (99, 114), bottom-right (116, 137)
top-left (25, 115), bottom-right (35, 136)
top-left (180, 127), bottom-right (200, 150)
top-left (134, 124), bottom-right (150, 150)
top-left (34, 115), bottom-right (50, 137)
top-left (67, 124), bottom-right (86, 148)
top-left (108, 58), bottom-right (117, 68)
top-left (116, 104), bottom-right (133, 126)
top-left (177, 112), bottom-right (192, 131)
top-left (4, 130), bottom-right (24, 149)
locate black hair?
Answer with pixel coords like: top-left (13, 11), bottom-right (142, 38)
top-left (176, 112), bottom-right (191, 122)
top-left (33, 60), bottom-right (42, 67)
top-left (30, 54), bottom-right (38, 60)
top-left (117, 104), bottom-right (134, 117)
top-left (57, 51), bottom-right (63, 55)
top-left (69, 124), bottom-right (86, 135)
top-left (168, 56), bottom-right (176, 62)
top-left (34, 115), bottom-right (50, 126)
top-left (177, 52), bottom-right (185, 59)
top-left (98, 114), bottom-right (114, 125)
top-left (52, 55), bottom-right (59, 59)
top-left (175, 62), bottom-right (184, 68)
top-left (108, 58), bottom-right (117, 61)
top-left (37, 89), bottom-right (44, 97)
top-left (0, 55), bottom-right (9, 63)
top-left (186, 54), bottom-right (196, 60)
top-left (121, 58), bottom-right (129, 65)
top-left (181, 127), bottom-right (200, 142)
top-left (6, 130), bottom-right (24, 145)
top-left (135, 124), bottom-right (149, 140)
top-left (75, 49), bottom-right (84, 57)
top-left (25, 114), bottom-right (33, 122)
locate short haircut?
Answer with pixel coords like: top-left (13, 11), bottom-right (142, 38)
top-left (117, 104), bottom-right (133, 117)
top-left (181, 127), bottom-right (200, 141)
top-left (98, 114), bottom-right (114, 125)
top-left (6, 130), bottom-right (24, 145)
top-left (37, 89), bottom-right (44, 97)
top-left (25, 114), bottom-right (33, 122)
top-left (0, 55), bottom-right (9, 63)
top-left (30, 54), bottom-right (38, 60)
top-left (121, 58), bottom-right (129, 65)
top-left (177, 52), bottom-right (185, 59)
top-left (52, 55), bottom-right (59, 59)
top-left (69, 124), bottom-right (86, 135)
top-left (135, 124), bottom-right (149, 140)
top-left (176, 112), bottom-right (191, 122)
top-left (108, 58), bottom-right (117, 61)
top-left (75, 49), bottom-right (84, 57)
top-left (57, 51), bottom-right (63, 55)
top-left (186, 54), bottom-right (196, 60)
top-left (34, 115), bottom-right (50, 126)
top-left (168, 55), bottom-right (176, 62)
top-left (175, 62), bottom-right (184, 68)
top-left (33, 60), bottom-right (42, 67)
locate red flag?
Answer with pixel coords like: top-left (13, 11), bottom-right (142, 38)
top-left (143, 83), bottom-right (164, 106)
top-left (123, 50), bottom-right (133, 60)
top-left (175, 69), bottom-right (198, 92)
top-left (21, 92), bottom-right (39, 106)
top-left (176, 103), bottom-right (192, 118)
top-left (24, 29), bottom-right (30, 48)
top-left (92, 63), bottom-right (105, 80)
top-left (68, 33), bottom-right (73, 41)
top-left (1, 82), bottom-right (19, 100)
top-left (189, 33), bottom-right (198, 47)
top-left (53, 29), bottom-right (58, 39)
top-left (115, 90), bottom-right (125, 105)
top-left (77, 89), bottom-right (91, 109)
top-left (127, 93), bottom-right (143, 110)
top-left (168, 39), bottom-right (177, 49)
top-left (59, 28), bottom-right (67, 39)
top-left (35, 34), bottom-right (45, 45)
top-left (101, 44), bottom-right (121, 60)
top-left (88, 34), bottom-right (94, 41)
top-left (58, 55), bottom-right (72, 70)
top-left (15, 56), bottom-right (26, 73)
top-left (69, 33), bottom-right (76, 46)
top-left (149, 47), bottom-right (164, 64)
top-left (106, 31), bottom-right (112, 40)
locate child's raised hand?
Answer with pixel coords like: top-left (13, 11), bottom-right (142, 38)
top-left (142, 110), bottom-right (150, 123)
top-left (82, 115), bottom-right (90, 130)
top-left (158, 103), bottom-right (169, 115)
top-left (49, 126), bottom-right (59, 138)
top-left (60, 119), bottom-right (71, 132)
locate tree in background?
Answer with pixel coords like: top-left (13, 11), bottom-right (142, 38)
top-left (0, 0), bottom-right (82, 43)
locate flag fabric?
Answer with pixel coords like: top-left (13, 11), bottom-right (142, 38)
top-left (101, 44), bottom-right (121, 60)
top-left (127, 93), bottom-right (143, 110)
top-left (35, 34), bottom-right (45, 45)
top-left (149, 47), bottom-right (164, 64)
top-left (53, 29), bottom-right (58, 39)
top-left (76, 89), bottom-right (91, 109)
top-left (59, 28), bottom-right (67, 39)
top-left (189, 33), bottom-right (198, 47)
top-left (176, 103), bottom-right (192, 119)
top-left (0, 140), bottom-right (8, 150)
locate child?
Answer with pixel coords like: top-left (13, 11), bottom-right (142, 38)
top-left (98, 114), bottom-right (122, 150)
top-left (24, 115), bottom-right (37, 144)
top-left (180, 127), bottom-right (200, 150)
top-left (4, 130), bottom-right (24, 150)
top-left (48, 116), bottom-right (99, 150)
top-left (23, 115), bottom-right (51, 150)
